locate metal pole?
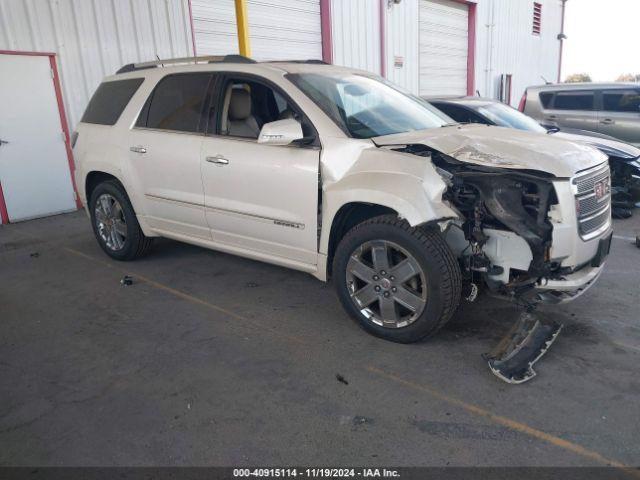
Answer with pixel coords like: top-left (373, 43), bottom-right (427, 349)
top-left (234, 0), bottom-right (251, 58)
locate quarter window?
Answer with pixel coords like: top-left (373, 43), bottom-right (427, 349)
top-left (137, 73), bottom-right (212, 132)
top-left (81, 78), bottom-right (144, 125)
top-left (603, 89), bottom-right (640, 113)
top-left (553, 91), bottom-right (595, 111)
top-left (539, 92), bottom-right (554, 108)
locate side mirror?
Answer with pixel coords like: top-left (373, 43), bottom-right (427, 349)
top-left (257, 119), bottom-right (304, 146)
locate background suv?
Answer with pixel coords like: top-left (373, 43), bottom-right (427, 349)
top-left (520, 83), bottom-right (640, 146)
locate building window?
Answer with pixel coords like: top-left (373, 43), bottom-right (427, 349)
top-left (532, 2), bottom-right (542, 35)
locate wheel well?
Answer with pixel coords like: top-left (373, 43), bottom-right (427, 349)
top-left (327, 202), bottom-right (397, 277)
top-left (85, 171), bottom-right (121, 203)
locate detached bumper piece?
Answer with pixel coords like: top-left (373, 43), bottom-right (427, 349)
top-left (484, 311), bottom-right (562, 384)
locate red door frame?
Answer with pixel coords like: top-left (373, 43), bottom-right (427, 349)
top-left (0, 50), bottom-right (82, 224)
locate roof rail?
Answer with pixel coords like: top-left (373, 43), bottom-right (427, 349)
top-left (267, 59), bottom-right (328, 65)
top-left (116, 54), bottom-right (256, 74)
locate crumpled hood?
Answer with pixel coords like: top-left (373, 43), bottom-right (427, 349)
top-left (372, 124), bottom-right (608, 177)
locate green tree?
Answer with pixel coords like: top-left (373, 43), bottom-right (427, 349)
top-left (565, 73), bottom-right (592, 83)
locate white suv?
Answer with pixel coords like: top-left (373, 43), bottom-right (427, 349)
top-left (73, 56), bottom-right (613, 343)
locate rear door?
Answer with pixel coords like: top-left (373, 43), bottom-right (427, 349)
top-left (599, 88), bottom-right (640, 146)
top-left (200, 74), bottom-right (320, 264)
top-left (545, 90), bottom-right (598, 133)
top-left (126, 73), bottom-right (214, 239)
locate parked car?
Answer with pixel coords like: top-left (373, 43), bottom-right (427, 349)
top-left (520, 83), bottom-right (640, 147)
top-left (73, 56), bottom-right (613, 346)
top-left (428, 96), bottom-right (640, 215)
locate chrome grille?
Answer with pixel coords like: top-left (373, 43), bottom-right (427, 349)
top-left (573, 165), bottom-right (611, 239)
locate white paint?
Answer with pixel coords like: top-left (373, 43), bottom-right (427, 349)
top-left (474, 0), bottom-right (563, 106)
top-left (383, 0), bottom-right (420, 94)
top-left (0, 0), bottom-right (193, 129)
top-left (192, 0), bottom-right (322, 61)
top-left (331, 0), bottom-right (382, 75)
top-left (419, 0), bottom-right (469, 96)
top-left (0, 54), bottom-right (75, 221)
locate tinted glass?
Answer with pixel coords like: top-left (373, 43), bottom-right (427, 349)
top-left (553, 91), bottom-right (595, 111)
top-left (475, 102), bottom-right (547, 133)
top-left (432, 103), bottom-right (485, 124)
top-left (142, 74), bottom-right (212, 132)
top-left (603, 89), bottom-right (640, 112)
top-left (81, 78), bottom-right (144, 125)
top-left (288, 73), bottom-right (450, 138)
top-left (539, 92), bottom-right (554, 108)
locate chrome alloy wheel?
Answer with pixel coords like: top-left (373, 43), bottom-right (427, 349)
top-left (346, 240), bottom-right (427, 328)
top-left (94, 193), bottom-right (127, 251)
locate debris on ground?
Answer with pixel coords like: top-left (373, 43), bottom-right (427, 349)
top-left (29, 252), bottom-right (39, 258)
top-left (120, 275), bottom-right (133, 286)
top-left (484, 309), bottom-right (562, 384)
top-left (636, 236), bottom-right (640, 248)
top-left (336, 374), bottom-right (349, 385)
top-left (245, 281), bottom-right (259, 288)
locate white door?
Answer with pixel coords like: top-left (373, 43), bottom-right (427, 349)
top-left (0, 54), bottom-right (76, 222)
top-left (418, 0), bottom-right (469, 96)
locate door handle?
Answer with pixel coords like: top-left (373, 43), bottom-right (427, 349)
top-left (206, 155), bottom-right (229, 165)
top-left (546, 115), bottom-right (558, 120)
top-left (600, 118), bottom-right (615, 125)
top-left (0, 139), bottom-right (8, 146)
top-left (130, 145), bottom-right (147, 154)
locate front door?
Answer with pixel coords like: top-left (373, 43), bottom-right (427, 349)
top-left (127, 72), bottom-right (214, 239)
top-left (0, 53), bottom-right (76, 222)
top-left (201, 76), bottom-right (320, 264)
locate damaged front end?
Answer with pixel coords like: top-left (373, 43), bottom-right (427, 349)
top-left (393, 144), bottom-right (584, 383)
top-left (397, 144), bottom-right (563, 301)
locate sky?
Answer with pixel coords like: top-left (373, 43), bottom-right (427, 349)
top-left (562, 0), bottom-right (640, 82)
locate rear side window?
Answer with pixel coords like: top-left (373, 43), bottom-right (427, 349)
top-left (603, 89), bottom-right (640, 112)
top-left (137, 73), bottom-right (212, 132)
top-left (81, 78), bottom-right (144, 125)
top-left (539, 92), bottom-right (553, 108)
top-left (553, 91), bottom-right (595, 111)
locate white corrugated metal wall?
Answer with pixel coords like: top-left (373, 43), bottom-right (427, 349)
top-left (383, 0), bottom-right (420, 94)
top-left (0, 0), bottom-right (194, 129)
top-left (192, 0), bottom-right (322, 61)
top-left (330, 0), bottom-right (381, 75)
top-left (475, 0), bottom-right (563, 106)
top-left (418, 0), bottom-right (469, 96)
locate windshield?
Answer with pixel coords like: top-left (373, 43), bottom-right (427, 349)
top-left (475, 102), bottom-right (547, 133)
top-left (287, 73), bottom-right (451, 138)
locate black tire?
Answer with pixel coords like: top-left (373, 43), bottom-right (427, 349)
top-left (333, 214), bottom-right (461, 343)
top-left (89, 180), bottom-right (153, 261)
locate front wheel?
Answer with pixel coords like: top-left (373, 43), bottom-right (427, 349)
top-left (333, 215), bottom-right (461, 343)
top-left (89, 180), bottom-right (153, 261)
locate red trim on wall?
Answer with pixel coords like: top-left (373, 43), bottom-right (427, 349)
top-left (0, 181), bottom-right (9, 224)
top-left (320, 0), bottom-right (333, 63)
top-left (379, 0), bottom-right (386, 78)
top-left (466, 2), bottom-right (477, 95)
top-left (187, 0), bottom-right (198, 56)
top-left (49, 55), bottom-right (82, 209)
top-left (0, 50), bottom-right (82, 222)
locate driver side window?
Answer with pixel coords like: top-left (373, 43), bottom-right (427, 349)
top-left (216, 78), bottom-right (302, 140)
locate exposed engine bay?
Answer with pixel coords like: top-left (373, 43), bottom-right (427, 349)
top-left (394, 144), bottom-right (575, 383)
top-left (395, 144), bottom-right (563, 301)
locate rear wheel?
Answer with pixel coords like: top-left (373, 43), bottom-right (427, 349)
top-left (333, 215), bottom-right (461, 343)
top-left (89, 180), bottom-right (152, 261)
